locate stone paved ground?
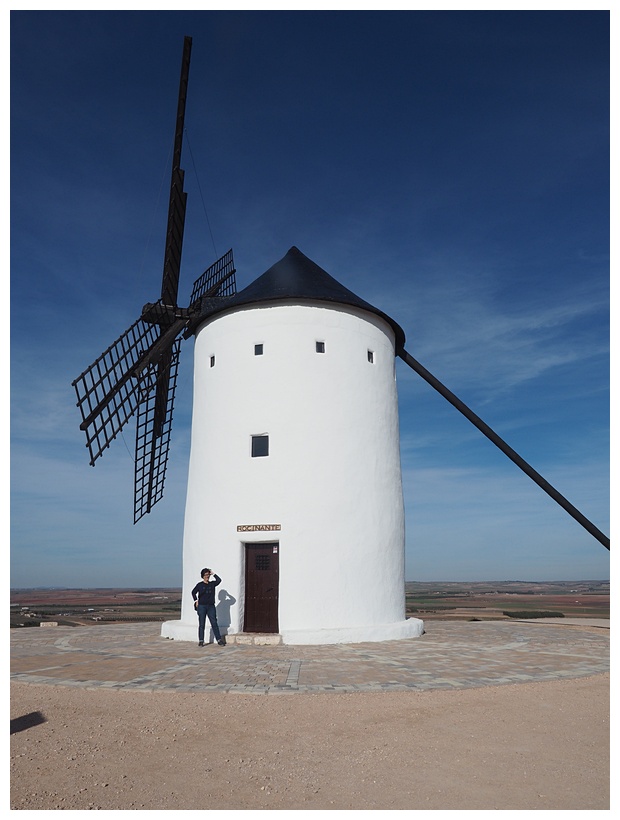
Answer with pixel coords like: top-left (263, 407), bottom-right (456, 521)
top-left (10, 619), bottom-right (609, 694)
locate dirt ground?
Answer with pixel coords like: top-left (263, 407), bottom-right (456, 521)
top-left (10, 673), bottom-right (609, 811)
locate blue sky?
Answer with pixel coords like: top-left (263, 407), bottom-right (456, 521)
top-left (10, 10), bottom-right (610, 588)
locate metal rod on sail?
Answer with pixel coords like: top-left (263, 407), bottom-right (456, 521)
top-left (398, 348), bottom-right (610, 550)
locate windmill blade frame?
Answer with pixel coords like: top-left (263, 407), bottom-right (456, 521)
top-left (70, 36), bottom-right (242, 523)
top-left (72, 315), bottom-right (173, 466)
top-left (160, 35), bottom-right (192, 309)
top-left (131, 35), bottom-right (192, 516)
top-left (189, 248), bottom-right (237, 305)
top-left (134, 339), bottom-right (181, 522)
top-left (73, 252), bottom-right (238, 519)
top-left (132, 246), bottom-right (237, 518)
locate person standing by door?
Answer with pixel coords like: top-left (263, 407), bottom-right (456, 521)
top-left (192, 568), bottom-right (226, 646)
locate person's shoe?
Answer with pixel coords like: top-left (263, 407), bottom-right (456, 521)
top-left (217, 638), bottom-right (226, 646)
top-left (198, 641), bottom-right (204, 647)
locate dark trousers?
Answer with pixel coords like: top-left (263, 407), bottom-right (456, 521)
top-left (197, 604), bottom-right (221, 643)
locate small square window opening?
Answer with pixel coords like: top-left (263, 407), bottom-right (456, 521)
top-left (367, 350), bottom-right (374, 363)
top-left (251, 435), bottom-right (269, 458)
top-left (254, 344), bottom-right (263, 355)
top-left (316, 341), bottom-right (325, 353)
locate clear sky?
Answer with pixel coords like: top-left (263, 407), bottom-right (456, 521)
top-left (10, 9), bottom-right (610, 588)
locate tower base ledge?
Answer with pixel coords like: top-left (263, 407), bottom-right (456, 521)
top-left (161, 617), bottom-right (424, 645)
top-left (280, 618), bottom-right (424, 645)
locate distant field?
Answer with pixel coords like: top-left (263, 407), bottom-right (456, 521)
top-left (405, 580), bottom-right (609, 621)
top-left (9, 588), bottom-right (182, 628)
top-left (10, 580), bottom-right (609, 628)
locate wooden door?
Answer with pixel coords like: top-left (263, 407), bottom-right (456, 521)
top-left (244, 542), bottom-right (279, 633)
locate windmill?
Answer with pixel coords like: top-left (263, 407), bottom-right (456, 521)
top-left (73, 38), bottom-right (608, 644)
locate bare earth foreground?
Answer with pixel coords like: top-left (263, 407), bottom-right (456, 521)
top-left (10, 672), bottom-right (608, 810)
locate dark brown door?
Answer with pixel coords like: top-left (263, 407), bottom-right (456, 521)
top-left (244, 542), bottom-right (279, 633)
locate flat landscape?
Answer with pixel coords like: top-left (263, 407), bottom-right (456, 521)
top-left (9, 588), bottom-right (182, 627)
top-left (405, 579), bottom-right (609, 620)
top-left (10, 580), bottom-right (609, 628)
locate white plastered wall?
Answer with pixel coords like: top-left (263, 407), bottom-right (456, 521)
top-left (162, 301), bottom-right (423, 644)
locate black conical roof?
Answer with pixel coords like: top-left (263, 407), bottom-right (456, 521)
top-left (198, 247), bottom-right (405, 348)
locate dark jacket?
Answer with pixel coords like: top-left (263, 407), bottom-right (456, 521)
top-left (192, 575), bottom-right (221, 606)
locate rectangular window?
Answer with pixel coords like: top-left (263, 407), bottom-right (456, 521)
top-left (367, 350), bottom-right (374, 363)
top-left (251, 435), bottom-right (269, 457)
top-left (254, 344), bottom-right (264, 355)
top-left (316, 341), bottom-right (325, 353)
top-left (210, 355), bottom-right (216, 368)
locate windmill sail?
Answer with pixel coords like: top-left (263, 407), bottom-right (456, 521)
top-left (73, 36), bottom-right (237, 521)
top-left (72, 316), bottom-right (169, 466)
top-left (134, 35), bottom-right (192, 519)
top-left (160, 35), bottom-right (191, 309)
top-left (189, 248), bottom-right (237, 305)
top-left (134, 339), bottom-right (181, 522)
top-left (73, 254), bottom-right (236, 520)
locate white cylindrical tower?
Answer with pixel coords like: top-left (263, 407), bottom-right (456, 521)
top-left (162, 248), bottom-right (423, 644)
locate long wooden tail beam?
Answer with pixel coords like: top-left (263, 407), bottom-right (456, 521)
top-left (398, 348), bottom-right (610, 550)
